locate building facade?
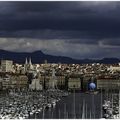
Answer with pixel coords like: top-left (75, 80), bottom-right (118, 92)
top-left (97, 76), bottom-right (120, 90)
top-left (68, 76), bottom-right (81, 91)
top-left (2, 75), bottom-right (28, 90)
top-left (1, 60), bottom-right (13, 72)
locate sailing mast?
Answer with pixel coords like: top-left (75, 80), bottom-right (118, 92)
top-left (90, 109), bottom-right (92, 119)
top-left (42, 108), bottom-right (45, 119)
top-left (119, 90), bottom-right (120, 118)
top-left (58, 109), bottom-right (61, 119)
top-left (92, 94), bottom-right (95, 119)
top-left (100, 88), bottom-right (103, 118)
top-left (85, 103), bottom-right (87, 118)
top-left (73, 88), bottom-right (76, 118)
top-left (79, 104), bottom-right (81, 118)
top-left (51, 111), bottom-right (53, 119)
top-left (64, 103), bottom-right (66, 118)
top-left (66, 111), bottom-right (68, 119)
top-left (111, 93), bottom-right (113, 113)
top-left (82, 99), bottom-right (85, 119)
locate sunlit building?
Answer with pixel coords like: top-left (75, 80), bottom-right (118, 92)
top-left (97, 76), bottom-right (120, 90)
top-left (1, 60), bottom-right (13, 72)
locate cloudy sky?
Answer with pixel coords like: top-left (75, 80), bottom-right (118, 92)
top-left (0, 1), bottom-right (120, 59)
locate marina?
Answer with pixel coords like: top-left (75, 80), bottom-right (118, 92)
top-left (0, 89), bottom-right (120, 119)
top-left (102, 91), bottom-right (120, 119)
top-left (35, 91), bottom-right (120, 119)
top-left (36, 92), bottom-right (102, 119)
top-left (0, 89), bottom-right (69, 119)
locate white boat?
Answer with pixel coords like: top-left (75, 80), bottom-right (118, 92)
top-left (106, 108), bottom-right (113, 115)
top-left (38, 109), bottom-right (42, 112)
top-left (35, 111), bottom-right (39, 114)
top-left (19, 116), bottom-right (24, 119)
top-left (56, 98), bottom-right (60, 102)
top-left (47, 103), bottom-right (52, 108)
top-left (103, 113), bottom-right (109, 118)
top-left (30, 112), bottom-right (34, 115)
top-left (102, 102), bottom-right (110, 110)
top-left (113, 114), bottom-right (119, 119)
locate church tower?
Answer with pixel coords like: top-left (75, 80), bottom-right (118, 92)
top-left (29, 57), bottom-right (33, 70)
top-left (29, 57), bottom-right (32, 65)
top-left (25, 58), bottom-right (28, 65)
top-left (24, 58), bottom-right (28, 72)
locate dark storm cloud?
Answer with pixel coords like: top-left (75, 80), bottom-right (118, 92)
top-left (0, 2), bottom-right (119, 39)
top-left (0, 1), bottom-right (120, 58)
top-left (0, 2), bottom-right (119, 31)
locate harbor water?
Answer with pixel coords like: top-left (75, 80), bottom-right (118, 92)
top-left (36, 92), bottom-right (102, 119)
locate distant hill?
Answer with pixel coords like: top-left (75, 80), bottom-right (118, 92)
top-left (0, 49), bottom-right (119, 64)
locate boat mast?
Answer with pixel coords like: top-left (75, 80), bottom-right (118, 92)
top-left (35, 112), bottom-right (37, 119)
top-left (66, 112), bottom-right (68, 119)
top-left (82, 99), bottom-right (85, 119)
top-left (79, 104), bottom-right (81, 118)
top-left (42, 108), bottom-right (45, 119)
top-left (51, 111), bottom-right (53, 119)
top-left (100, 88), bottom-right (103, 118)
top-left (85, 103), bottom-right (87, 118)
top-left (92, 94), bottom-right (95, 118)
top-left (119, 90), bottom-right (120, 119)
top-left (58, 109), bottom-right (61, 119)
top-left (90, 109), bottom-right (91, 119)
top-left (73, 88), bottom-right (76, 118)
top-left (64, 103), bottom-right (66, 118)
top-left (111, 93), bottom-right (113, 112)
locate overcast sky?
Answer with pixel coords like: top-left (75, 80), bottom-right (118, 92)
top-left (0, 1), bottom-right (120, 59)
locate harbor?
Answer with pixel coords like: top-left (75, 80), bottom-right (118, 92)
top-left (0, 88), bottom-right (120, 119)
top-left (102, 91), bottom-right (120, 119)
top-left (38, 92), bottom-right (102, 119)
top-left (0, 89), bottom-right (69, 119)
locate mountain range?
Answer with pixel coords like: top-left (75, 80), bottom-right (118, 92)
top-left (0, 49), bottom-right (119, 64)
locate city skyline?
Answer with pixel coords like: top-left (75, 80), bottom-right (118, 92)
top-left (0, 1), bottom-right (120, 59)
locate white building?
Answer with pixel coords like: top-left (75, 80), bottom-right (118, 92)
top-left (1, 60), bottom-right (13, 72)
top-left (49, 68), bottom-right (57, 89)
top-left (108, 66), bottom-right (120, 72)
top-left (29, 78), bottom-right (43, 90)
